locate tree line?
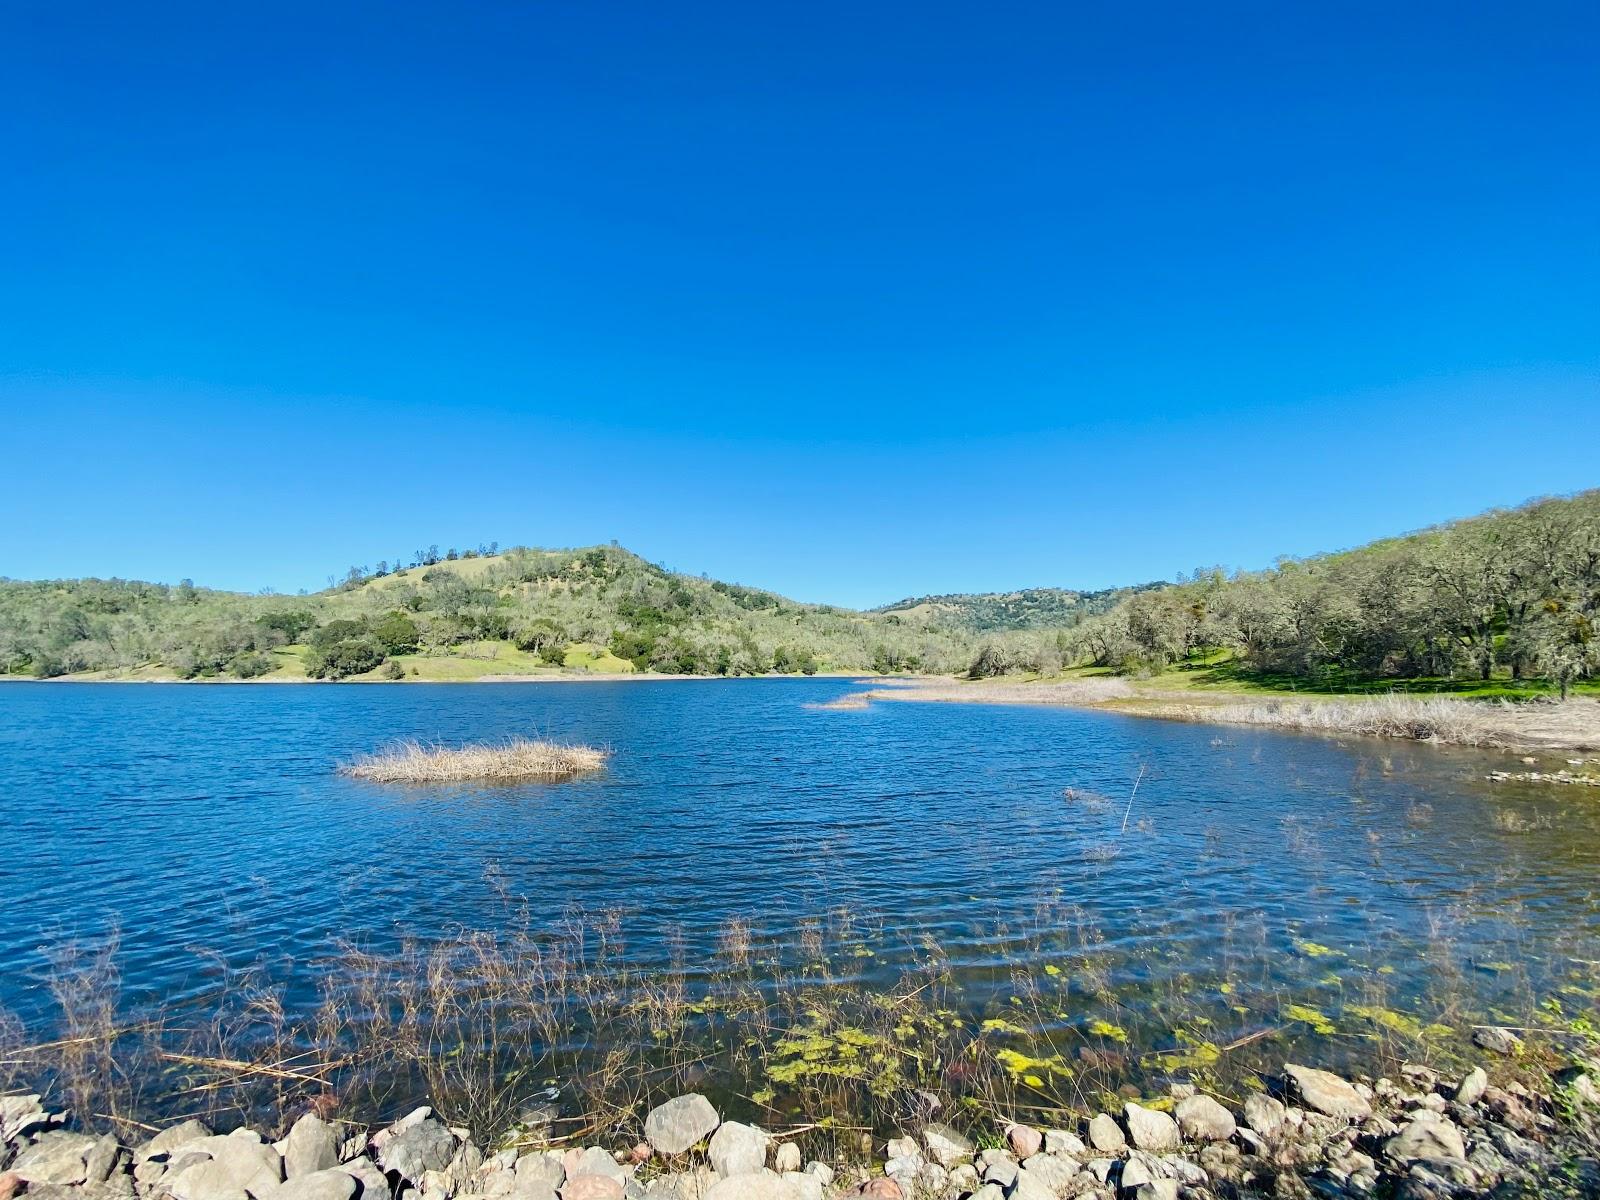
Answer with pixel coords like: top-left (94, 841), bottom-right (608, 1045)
top-left (981, 490), bottom-right (1597, 696)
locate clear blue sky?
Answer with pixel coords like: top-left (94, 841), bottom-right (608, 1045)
top-left (3, 2), bottom-right (1596, 607)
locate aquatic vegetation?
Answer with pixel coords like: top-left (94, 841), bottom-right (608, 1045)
top-left (1284, 1003), bottom-right (1337, 1034)
top-left (1296, 940), bottom-right (1338, 958)
top-left (340, 737), bottom-right (609, 782)
top-left (1346, 1004), bottom-right (1424, 1037)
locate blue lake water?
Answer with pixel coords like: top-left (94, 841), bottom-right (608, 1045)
top-left (2, 679), bottom-right (1596, 1115)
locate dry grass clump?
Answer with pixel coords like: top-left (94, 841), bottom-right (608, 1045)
top-left (341, 737), bottom-right (609, 783)
top-left (1203, 695), bottom-right (1517, 747)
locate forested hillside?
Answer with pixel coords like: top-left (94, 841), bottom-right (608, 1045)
top-left (875, 583), bottom-right (1164, 631)
top-left (1027, 490), bottom-right (1600, 696)
top-left (0, 545), bottom-right (988, 681)
top-left (4, 492), bottom-right (1596, 692)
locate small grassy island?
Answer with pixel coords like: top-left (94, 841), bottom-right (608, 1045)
top-left (341, 737), bottom-right (609, 783)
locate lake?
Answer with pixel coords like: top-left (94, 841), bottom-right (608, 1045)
top-left (2, 679), bottom-right (1596, 1130)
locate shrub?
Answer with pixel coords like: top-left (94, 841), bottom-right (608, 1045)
top-left (305, 636), bottom-right (387, 680)
top-left (371, 612), bottom-right (420, 655)
top-left (230, 651), bottom-right (276, 679)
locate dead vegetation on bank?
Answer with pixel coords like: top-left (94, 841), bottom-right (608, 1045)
top-left (341, 737), bottom-right (609, 783)
top-left (846, 677), bottom-right (1600, 751)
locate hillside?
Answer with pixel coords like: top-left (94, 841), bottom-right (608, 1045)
top-left (874, 582), bottom-right (1165, 631)
top-left (0, 545), bottom-right (991, 682)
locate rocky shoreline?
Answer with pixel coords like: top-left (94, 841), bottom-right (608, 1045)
top-left (5, 1051), bottom-right (1597, 1200)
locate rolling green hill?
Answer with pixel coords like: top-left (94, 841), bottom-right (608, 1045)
top-left (0, 545), bottom-right (995, 681)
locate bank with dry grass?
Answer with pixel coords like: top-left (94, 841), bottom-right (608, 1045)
top-left (849, 677), bottom-right (1600, 751)
top-left (340, 737), bottom-right (609, 783)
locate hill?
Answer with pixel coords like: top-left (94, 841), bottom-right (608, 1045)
top-left (874, 582), bottom-right (1165, 631)
top-left (0, 545), bottom-right (989, 682)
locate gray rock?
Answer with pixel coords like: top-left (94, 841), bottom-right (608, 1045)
top-left (1472, 1027), bottom-right (1522, 1056)
top-left (920, 1123), bottom-right (972, 1169)
top-left (168, 1154), bottom-right (275, 1200)
top-left (1016, 1153), bottom-right (1076, 1196)
top-left (12, 1132), bottom-right (97, 1185)
top-left (564, 1149), bottom-right (625, 1183)
top-left (981, 1156), bottom-right (1018, 1188)
top-left (1243, 1093), bottom-right (1286, 1137)
top-left (515, 1153), bottom-right (566, 1192)
top-left (85, 1134), bottom-right (122, 1184)
top-left (1043, 1130), bottom-right (1085, 1158)
top-left (1175, 1094), bottom-right (1236, 1143)
top-left (285, 1116), bottom-right (340, 1180)
top-left (0, 1095), bottom-right (52, 1144)
top-left (802, 1162), bottom-right (832, 1187)
top-left (1132, 1183), bottom-right (1178, 1200)
top-left (884, 1136), bottom-right (917, 1160)
top-left (1010, 1172), bottom-right (1056, 1200)
top-left (644, 1097), bottom-right (721, 1157)
top-left (376, 1121), bottom-right (455, 1184)
top-left (1455, 1067), bottom-right (1488, 1106)
top-left (769, 1143), bottom-right (800, 1175)
top-left (1120, 1157), bottom-right (1154, 1190)
top-left (707, 1123), bottom-right (767, 1178)
top-left (1285, 1064), bottom-right (1372, 1120)
top-left (1087, 1113), bottom-right (1125, 1153)
top-left (337, 1156), bottom-right (392, 1200)
top-left (277, 1168), bottom-right (358, 1200)
top-left (779, 1171), bottom-right (820, 1200)
top-left (970, 1187), bottom-right (1004, 1200)
top-left (1122, 1103), bottom-right (1179, 1153)
top-left (701, 1171), bottom-right (798, 1200)
top-left (1387, 1113), bottom-right (1467, 1163)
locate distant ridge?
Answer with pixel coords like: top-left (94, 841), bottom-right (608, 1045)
top-left (873, 582), bottom-right (1167, 632)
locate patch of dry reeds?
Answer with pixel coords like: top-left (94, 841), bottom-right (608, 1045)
top-left (341, 738), bottom-right (608, 783)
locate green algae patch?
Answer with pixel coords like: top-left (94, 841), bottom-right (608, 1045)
top-left (1285, 1004), bottom-right (1336, 1035)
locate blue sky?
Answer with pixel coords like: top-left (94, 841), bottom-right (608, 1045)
top-left (3, 2), bottom-right (1596, 607)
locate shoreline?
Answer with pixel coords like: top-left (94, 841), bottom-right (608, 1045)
top-left (3, 1048), bottom-right (1595, 1200)
top-left (846, 676), bottom-right (1600, 754)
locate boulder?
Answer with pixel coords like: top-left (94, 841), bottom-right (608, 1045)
top-left (703, 1171), bottom-right (800, 1200)
top-left (1087, 1113), bottom-right (1125, 1153)
top-left (1042, 1129), bottom-right (1084, 1157)
top-left (277, 1168), bottom-right (359, 1200)
top-left (708, 1123), bottom-right (768, 1178)
top-left (1285, 1064), bottom-right (1372, 1120)
top-left (11, 1133), bottom-right (97, 1186)
top-left (376, 1119), bottom-right (455, 1184)
top-left (1387, 1113), bottom-right (1468, 1163)
top-left (285, 1115), bottom-right (340, 1179)
top-left (781, 1170), bottom-right (822, 1200)
top-left (1005, 1124), bottom-right (1042, 1158)
top-left (644, 1096), bottom-right (721, 1156)
top-left (1122, 1103), bottom-right (1179, 1153)
top-left (771, 1142), bottom-right (801, 1174)
top-left (1456, 1067), bottom-right (1489, 1106)
top-left (562, 1149), bottom-right (625, 1183)
top-left (1015, 1154), bottom-right (1075, 1194)
top-left (337, 1157), bottom-right (392, 1200)
top-left (919, 1123), bottom-right (972, 1168)
top-left (1176, 1094), bottom-right (1236, 1142)
top-left (84, 1133), bottom-right (122, 1184)
top-left (560, 1176), bottom-right (623, 1200)
top-left (515, 1153), bottom-right (566, 1192)
top-left (1243, 1094), bottom-right (1285, 1137)
top-left (852, 1180), bottom-right (902, 1198)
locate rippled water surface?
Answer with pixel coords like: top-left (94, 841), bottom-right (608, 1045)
top-left (3, 679), bottom-right (1597, 1114)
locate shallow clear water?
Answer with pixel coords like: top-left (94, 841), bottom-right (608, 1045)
top-left (2, 679), bottom-right (1596, 1113)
